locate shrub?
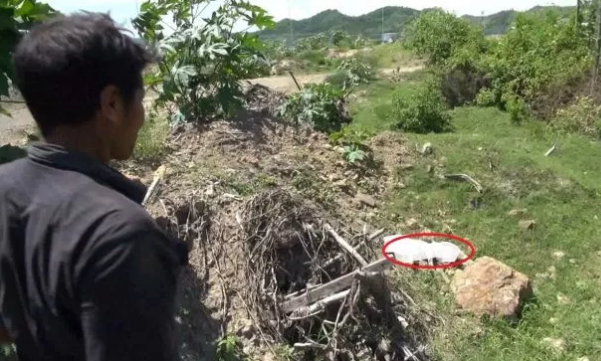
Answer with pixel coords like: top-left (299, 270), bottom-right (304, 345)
top-left (324, 71), bottom-right (348, 89)
top-left (392, 80), bottom-right (452, 133)
top-left (549, 96), bottom-right (601, 139)
top-left (439, 63), bottom-right (490, 107)
top-left (277, 83), bottom-right (351, 133)
top-left (403, 8), bottom-right (487, 67)
top-left (325, 58), bottom-right (375, 90)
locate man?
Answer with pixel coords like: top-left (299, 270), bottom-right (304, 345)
top-left (0, 12), bottom-right (188, 361)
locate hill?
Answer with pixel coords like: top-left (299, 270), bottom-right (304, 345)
top-left (256, 5), bottom-right (575, 41)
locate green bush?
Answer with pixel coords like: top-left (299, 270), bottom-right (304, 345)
top-left (324, 71), bottom-right (348, 88)
top-left (133, 0), bottom-right (275, 124)
top-left (404, 7), bottom-right (596, 120)
top-left (324, 58), bottom-right (375, 90)
top-left (277, 83), bottom-right (351, 133)
top-left (392, 80), bottom-right (452, 134)
top-left (549, 96), bottom-right (601, 139)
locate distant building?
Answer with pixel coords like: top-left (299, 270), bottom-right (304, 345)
top-left (380, 32), bottom-right (398, 43)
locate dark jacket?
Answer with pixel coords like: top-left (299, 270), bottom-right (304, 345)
top-left (0, 143), bottom-right (187, 361)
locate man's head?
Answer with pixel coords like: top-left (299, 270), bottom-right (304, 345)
top-left (12, 12), bottom-right (155, 162)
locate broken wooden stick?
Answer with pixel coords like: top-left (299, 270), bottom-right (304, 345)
top-left (324, 224), bottom-right (368, 266)
top-left (302, 290), bottom-right (350, 315)
top-left (282, 258), bottom-right (391, 313)
top-left (289, 71), bottom-right (302, 91)
top-left (142, 165), bottom-right (166, 206)
top-left (321, 228), bottom-right (385, 269)
top-left (544, 143), bottom-right (557, 157)
top-left (443, 173), bottom-right (483, 193)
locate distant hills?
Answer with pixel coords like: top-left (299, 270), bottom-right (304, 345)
top-left (256, 5), bottom-right (574, 42)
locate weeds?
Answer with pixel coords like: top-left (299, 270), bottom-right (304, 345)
top-left (392, 80), bottom-right (452, 134)
top-left (133, 111), bottom-right (170, 163)
top-left (215, 334), bottom-right (247, 361)
top-left (277, 83), bottom-right (351, 133)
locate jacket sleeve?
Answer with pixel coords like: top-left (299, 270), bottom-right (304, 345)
top-left (77, 230), bottom-right (182, 361)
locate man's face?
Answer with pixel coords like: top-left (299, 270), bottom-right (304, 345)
top-left (99, 85), bottom-right (146, 161)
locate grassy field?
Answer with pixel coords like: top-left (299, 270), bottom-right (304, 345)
top-left (349, 80), bottom-right (601, 361)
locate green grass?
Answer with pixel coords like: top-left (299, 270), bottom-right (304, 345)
top-left (364, 42), bottom-right (422, 69)
top-left (133, 112), bottom-right (170, 163)
top-left (351, 82), bottom-right (601, 360)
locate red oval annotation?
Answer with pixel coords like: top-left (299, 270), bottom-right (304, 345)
top-left (381, 232), bottom-right (476, 270)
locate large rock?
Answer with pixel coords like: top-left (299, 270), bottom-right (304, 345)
top-left (451, 256), bottom-right (532, 320)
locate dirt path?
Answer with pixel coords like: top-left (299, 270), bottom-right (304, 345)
top-left (0, 65), bottom-right (423, 145)
top-left (247, 65), bottom-right (423, 94)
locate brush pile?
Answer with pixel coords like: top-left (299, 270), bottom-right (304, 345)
top-left (235, 189), bottom-right (430, 361)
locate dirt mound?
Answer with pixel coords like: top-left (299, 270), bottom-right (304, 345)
top-left (133, 83), bottom-right (431, 360)
top-left (149, 186), bottom-right (431, 361)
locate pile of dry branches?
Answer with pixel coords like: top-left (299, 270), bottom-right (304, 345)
top-left (237, 189), bottom-right (431, 361)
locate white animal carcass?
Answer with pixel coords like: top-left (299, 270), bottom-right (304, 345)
top-left (383, 235), bottom-right (462, 265)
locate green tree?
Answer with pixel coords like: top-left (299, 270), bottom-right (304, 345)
top-left (132, 0), bottom-right (275, 124)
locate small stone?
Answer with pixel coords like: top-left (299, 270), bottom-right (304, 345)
top-left (426, 164), bottom-right (433, 173)
top-left (508, 208), bottom-right (527, 216)
top-left (549, 317), bottom-right (558, 324)
top-left (242, 155), bottom-right (260, 166)
top-left (328, 174), bottom-right (342, 182)
top-left (356, 193), bottom-right (376, 208)
top-left (569, 258), bottom-right (576, 264)
top-left (405, 218), bottom-right (418, 227)
top-left (553, 251), bottom-right (565, 259)
top-left (542, 337), bottom-right (565, 352)
top-left (421, 142), bottom-right (433, 155)
top-left (519, 220), bottom-right (536, 230)
top-left (557, 294), bottom-right (571, 305)
top-left (577, 357), bottom-right (590, 361)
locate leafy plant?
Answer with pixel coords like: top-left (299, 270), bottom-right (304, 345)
top-left (392, 80), bottom-right (452, 134)
top-left (294, 34), bottom-right (328, 52)
top-left (133, 0), bottom-right (275, 124)
top-left (335, 58), bottom-right (375, 89)
top-left (343, 144), bottom-right (366, 164)
top-left (215, 334), bottom-right (247, 361)
top-left (329, 127), bottom-right (374, 165)
top-left (0, 0), bottom-right (57, 116)
top-left (277, 83), bottom-right (351, 133)
top-left (403, 8), bottom-right (486, 68)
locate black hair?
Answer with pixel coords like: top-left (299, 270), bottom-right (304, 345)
top-left (12, 12), bottom-right (156, 136)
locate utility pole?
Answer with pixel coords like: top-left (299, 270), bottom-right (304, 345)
top-left (591, 0), bottom-right (601, 93)
top-left (576, 0), bottom-right (581, 32)
top-left (381, 7), bottom-right (384, 43)
top-left (288, 0), bottom-right (293, 47)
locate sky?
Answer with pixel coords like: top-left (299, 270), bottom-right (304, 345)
top-left (46, 0), bottom-right (575, 33)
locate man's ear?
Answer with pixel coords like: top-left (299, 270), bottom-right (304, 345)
top-left (99, 85), bottom-right (122, 123)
